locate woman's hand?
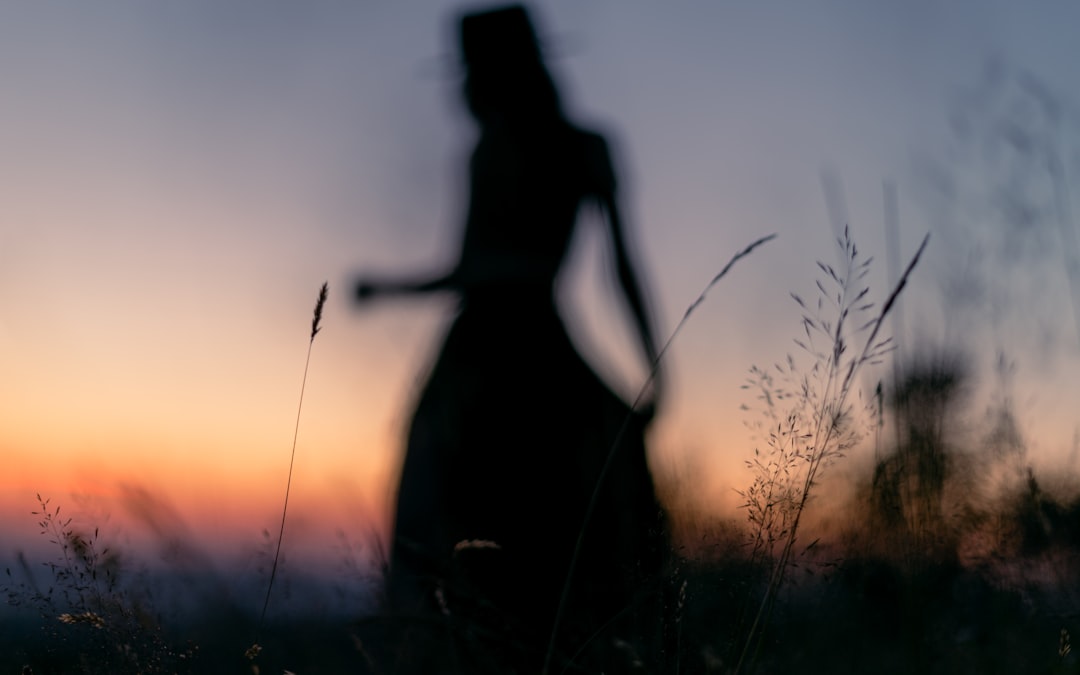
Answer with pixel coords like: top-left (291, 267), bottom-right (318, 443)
top-left (354, 278), bottom-right (381, 303)
top-left (638, 366), bottom-right (663, 423)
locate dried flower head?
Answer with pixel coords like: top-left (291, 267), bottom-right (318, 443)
top-left (453, 539), bottom-right (501, 553)
top-left (58, 611), bottom-right (105, 629)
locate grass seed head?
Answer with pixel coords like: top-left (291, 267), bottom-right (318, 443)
top-left (310, 281), bottom-right (328, 341)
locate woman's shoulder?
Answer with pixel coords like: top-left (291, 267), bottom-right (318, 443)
top-left (562, 122), bottom-right (618, 195)
top-left (562, 121), bottom-right (611, 154)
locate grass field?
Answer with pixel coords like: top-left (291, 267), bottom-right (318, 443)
top-left (5, 232), bottom-right (1080, 674)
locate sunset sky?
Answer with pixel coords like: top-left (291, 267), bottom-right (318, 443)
top-left (3, 1), bottom-right (1080, 586)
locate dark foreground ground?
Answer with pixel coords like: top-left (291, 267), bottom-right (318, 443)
top-left (3, 547), bottom-right (1080, 675)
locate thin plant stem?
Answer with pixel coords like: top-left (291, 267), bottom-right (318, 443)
top-left (543, 233), bottom-right (778, 675)
top-left (252, 282), bottom-right (328, 652)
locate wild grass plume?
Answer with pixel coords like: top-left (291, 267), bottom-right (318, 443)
top-left (2, 495), bottom-right (193, 673)
top-left (733, 227), bottom-right (929, 674)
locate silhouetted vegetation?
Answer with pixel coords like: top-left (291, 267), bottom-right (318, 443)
top-left (5, 222), bottom-right (1080, 673)
top-left (6, 10), bottom-right (1080, 675)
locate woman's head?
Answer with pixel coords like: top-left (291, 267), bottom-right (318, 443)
top-left (457, 5), bottom-right (562, 125)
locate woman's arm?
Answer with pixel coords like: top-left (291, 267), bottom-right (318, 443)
top-left (356, 252), bottom-right (557, 302)
top-left (600, 190), bottom-right (664, 411)
top-left (587, 132), bottom-right (663, 410)
top-left (354, 270), bottom-right (458, 302)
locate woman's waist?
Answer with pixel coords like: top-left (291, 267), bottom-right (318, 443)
top-left (460, 280), bottom-right (556, 305)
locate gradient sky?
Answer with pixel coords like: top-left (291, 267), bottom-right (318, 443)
top-left (3, 2), bottom-right (1080, 574)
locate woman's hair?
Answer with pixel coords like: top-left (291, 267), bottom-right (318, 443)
top-left (458, 5), bottom-right (564, 126)
top-left (464, 62), bottom-right (563, 126)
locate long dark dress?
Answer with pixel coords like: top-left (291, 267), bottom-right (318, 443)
top-left (385, 119), bottom-right (669, 668)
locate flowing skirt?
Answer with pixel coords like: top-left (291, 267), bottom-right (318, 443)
top-left (384, 293), bottom-right (669, 662)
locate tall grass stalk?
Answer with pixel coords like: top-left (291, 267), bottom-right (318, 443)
top-left (251, 282), bottom-right (328, 652)
top-left (543, 233), bottom-right (778, 675)
top-left (733, 229), bottom-right (928, 674)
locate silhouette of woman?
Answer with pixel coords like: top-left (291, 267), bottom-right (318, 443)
top-left (354, 4), bottom-right (669, 667)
